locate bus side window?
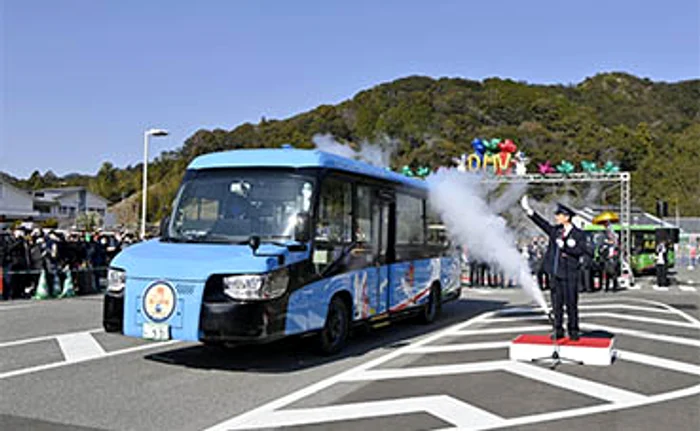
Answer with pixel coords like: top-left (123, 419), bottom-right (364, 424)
top-left (395, 193), bottom-right (425, 261)
top-left (347, 184), bottom-right (378, 270)
top-left (314, 178), bottom-right (352, 273)
top-left (426, 204), bottom-right (447, 252)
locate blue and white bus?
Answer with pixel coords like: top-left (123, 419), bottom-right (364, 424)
top-left (103, 148), bottom-right (461, 354)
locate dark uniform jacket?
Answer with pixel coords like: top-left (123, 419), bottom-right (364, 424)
top-left (529, 212), bottom-right (589, 279)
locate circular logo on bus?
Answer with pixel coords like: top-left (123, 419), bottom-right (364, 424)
top-left (143, 281), bottom-right (176, 323)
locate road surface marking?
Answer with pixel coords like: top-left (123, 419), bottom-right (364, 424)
top-left (486, 312), bottom-right (698, 329)
top-left (452, 325), bottom-right (552, 336)
top-left (0, 328), bottom-right (104, 349)
top-left (409, 341), bottom-right (510, 354)
top-left (579, 304), bottom-right (674, 314)
top-left (205, 297), bottom-right (700, 431)
top-left (617, 350), bottom-right (700, 376)
top-left (342, 360), bottom-right (510, 382)
top-left (56, 332), bottom-right (105, 362)
top-left (219, 395), bottom-right (503, 430)
top-left (582, 323), bottom-right (700, 348)
top-left (0, 340), bottom-right (179, 380)
top-left (678, 285), bottom-right (697, 292)
top-left (477, 384), bottom-right (700, 431)
top-left (653, 285), bottom-right (670, 291)
top-left (204, 310), bottom-right (494, 431)
top-left (506, 361), bottom-right (646, 403)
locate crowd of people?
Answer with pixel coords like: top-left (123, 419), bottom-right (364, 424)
top-left (463, 230), bottom-right (629, 293)
top-left (526, 232), bottom-right (624, 293)
top-left (0, 226), bottom-right (137, 300)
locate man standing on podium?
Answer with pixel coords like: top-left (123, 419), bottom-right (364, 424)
top-left (521, 196), bottom-right (590, 341)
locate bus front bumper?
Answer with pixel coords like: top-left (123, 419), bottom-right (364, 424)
top-left (199, 300), bottom-right (285, 344)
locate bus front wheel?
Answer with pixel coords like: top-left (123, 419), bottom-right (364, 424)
top-left (318, 296), bottom-right (350, 355)
top-left (419, 285), bottom-right (442, 324)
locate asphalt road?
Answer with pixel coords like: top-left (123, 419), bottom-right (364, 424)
top-left (1, 271), bottom-right (698, 431)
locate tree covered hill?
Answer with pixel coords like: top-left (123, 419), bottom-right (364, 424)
top-left (7, 72), bottom-right (700, 221)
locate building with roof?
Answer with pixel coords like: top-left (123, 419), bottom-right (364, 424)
top-left (32, 187), bottom-right (109, 223)
top-left (0, 178), bottom-right (39, 222)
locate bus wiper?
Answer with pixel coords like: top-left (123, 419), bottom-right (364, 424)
top-left (235, 237), bottom-right (305, 250)
top-left (199, 233), bottom-right (239, 243)
top-left (260, 236), bottom-right (307, 251)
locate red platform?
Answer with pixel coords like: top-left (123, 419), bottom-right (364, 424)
top-left (510, 333), bottom-right (615, 366)
top-left (512, 334), bottom-right (613, 348)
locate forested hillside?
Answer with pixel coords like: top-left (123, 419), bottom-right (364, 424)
top-left (6, 72), bottom-right (700, 221)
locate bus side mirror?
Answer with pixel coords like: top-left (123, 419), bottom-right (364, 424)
top-left (294, 212), bottom-right (311, 243)
top-left (159, 215), bottom-right (170, 238)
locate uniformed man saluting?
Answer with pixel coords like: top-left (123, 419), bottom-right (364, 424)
top-left (520, 196), bottom-right (589, 340)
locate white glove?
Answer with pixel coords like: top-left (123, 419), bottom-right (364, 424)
top-left (520, 195), bottom-right (534, 216)
top-left (556, 238), bottom-right (564, 249)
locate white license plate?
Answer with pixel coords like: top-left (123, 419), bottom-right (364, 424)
top-left (142, 322), bottom-right (170, 341)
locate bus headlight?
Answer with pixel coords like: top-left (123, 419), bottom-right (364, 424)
top-left (222, 269), bottom-right (289, 300)
top-left (107, 268), bottom-right (126, 293)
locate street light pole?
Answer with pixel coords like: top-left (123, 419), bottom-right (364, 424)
top-left (141, 128), bottom-right (168, 239)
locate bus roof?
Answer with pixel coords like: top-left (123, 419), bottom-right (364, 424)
top-left (187, 148), bottom-right (427, 189)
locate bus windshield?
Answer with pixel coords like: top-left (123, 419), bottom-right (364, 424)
top-left (167, 170), bottom-right (315, 243)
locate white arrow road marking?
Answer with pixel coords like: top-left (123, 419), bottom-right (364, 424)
top-left (678, 285), bottom-right (697, 292)
top-left (506, 361), bottom-right (647, 404)
top-left (216, 395), bottom-right (504, 430)
top-left (56, 332), bottom-right (105, 362)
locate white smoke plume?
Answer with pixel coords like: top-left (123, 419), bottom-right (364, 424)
top-left (426, 169), bottom-right (548, 312)
top-left (312, 134), bottom-right (395, 168)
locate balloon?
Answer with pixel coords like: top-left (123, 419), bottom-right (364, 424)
top-left (603, 161), bottom-right (620, 173)
top-left (537, 161), bottom-right (555, 175)
top-left (556, 160), bottom-right (575, 175)
top-left (471, 138), bottom-right (485, 155)
top-left (499, 139), bottom-right (517, 154)
top-left (581, 161), bottom-right (598, 173)
top-left (483, 138), bottom-right (500, 154)
top-left (401, 166), bottom-right (414, 177)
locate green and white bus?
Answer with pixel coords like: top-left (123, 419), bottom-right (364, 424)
top-left (584, 224), bottom-right (679, 274)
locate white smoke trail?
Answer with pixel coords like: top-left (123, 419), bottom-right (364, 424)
top-left (426, 168), bottom-right (548, 312)
top-left (312, 134), bottom-right (395, 168)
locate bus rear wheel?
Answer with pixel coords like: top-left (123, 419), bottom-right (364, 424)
top-left (318, 296), bottom-right (350, 355)
top-left (419, 285), bottom-right (442, 324)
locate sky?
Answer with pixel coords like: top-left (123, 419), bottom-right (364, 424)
top-left (1, 0), bottom-right (698, 178)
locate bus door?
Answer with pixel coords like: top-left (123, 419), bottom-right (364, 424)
top-left (353, 185), bottom-right (391, 319)
top-left (371, 189), bottom-right (392, 316)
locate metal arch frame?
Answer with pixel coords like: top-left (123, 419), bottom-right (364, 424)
top-left (481, 172), bottom-right (632, 273)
